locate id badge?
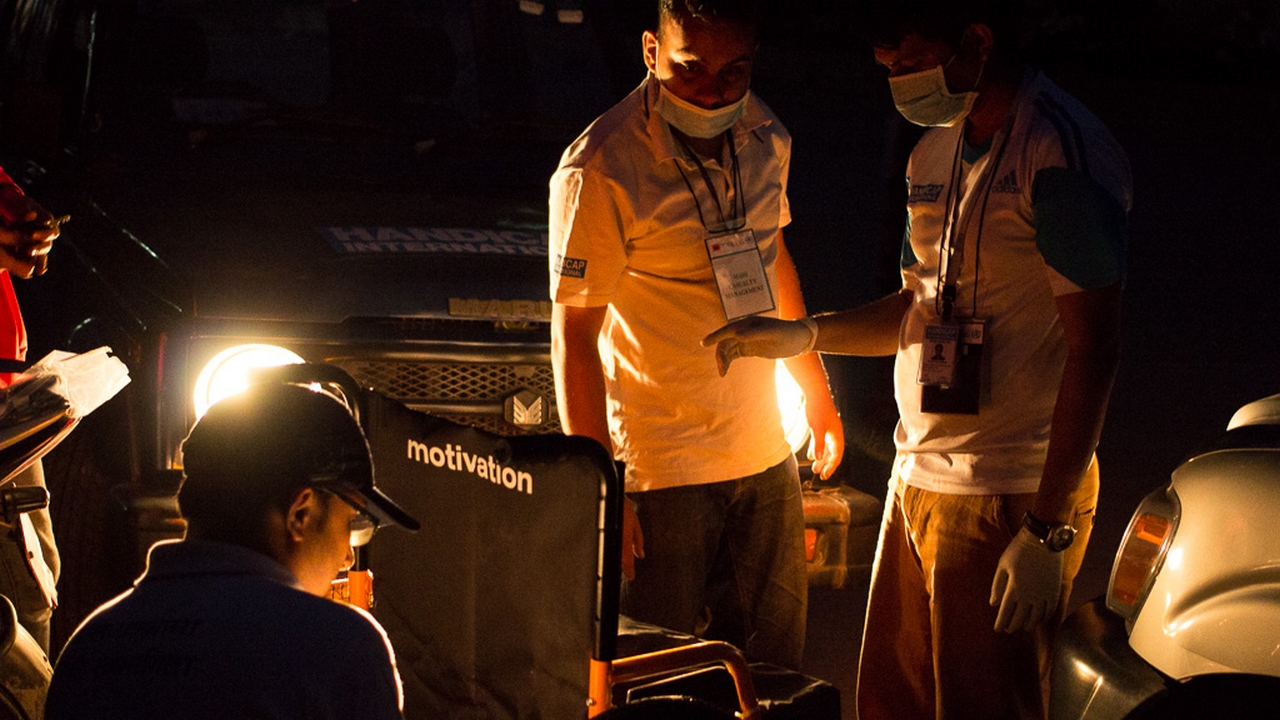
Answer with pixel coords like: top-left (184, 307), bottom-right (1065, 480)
top-left (918, 323), bottom-right (959, 386)
top-left (920, 319), bottom-right (986, 415)
top-left (706, 229), bottom-right (776, 321)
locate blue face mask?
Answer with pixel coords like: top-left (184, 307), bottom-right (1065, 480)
top-left (654, 79), bottom-right (749, 139)
top-left (888, 56), bottom-right (983, 127)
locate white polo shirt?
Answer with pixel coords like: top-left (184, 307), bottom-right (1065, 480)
top-left (549, 75), bottom-right (793, 492)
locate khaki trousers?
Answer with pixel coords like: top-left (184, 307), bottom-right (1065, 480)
top-left (856, 458), bottom-right (1099, 720)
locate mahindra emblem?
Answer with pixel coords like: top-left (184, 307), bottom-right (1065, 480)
top-left (504, 389), bottom-right (545, 429)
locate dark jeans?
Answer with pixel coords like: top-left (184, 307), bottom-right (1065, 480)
top-left (621, 456), bottom-right (807, 669)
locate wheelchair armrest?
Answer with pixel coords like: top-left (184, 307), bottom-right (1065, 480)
top-left (590, 641), bottom-right (761, 720)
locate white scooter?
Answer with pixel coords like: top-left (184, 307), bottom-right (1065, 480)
top-left (1049, 392), bottom-right (1280, 719)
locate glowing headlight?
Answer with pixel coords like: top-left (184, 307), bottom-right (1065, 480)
top-left (193, 344), bottom-right (305, 419)
top-left (1107, 485), bottom-right (1179, 621)
top-left (776, 362), bottom-right (809, 454)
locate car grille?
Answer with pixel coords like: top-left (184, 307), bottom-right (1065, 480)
top-left (330, 358), bottom-right (561, 436)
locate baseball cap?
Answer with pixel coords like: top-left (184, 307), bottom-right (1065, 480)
top-left (180, 383), bottom-right (420, 532)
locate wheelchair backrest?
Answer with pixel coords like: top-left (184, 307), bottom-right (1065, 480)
top-left (361, 392), bottom-right (620, 720)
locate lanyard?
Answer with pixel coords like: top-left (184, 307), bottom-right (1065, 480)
top-left (935, 110), bottom-right (1016, 321)
top-left (936, 137), bottom-right (968, 321)
top-left (673, 131), bottom-right (746, 233)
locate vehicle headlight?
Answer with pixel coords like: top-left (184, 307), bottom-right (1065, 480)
top-left (1107, 485), bottom-right (1180, 621)
top-left (192, 343), bottom-right (305, 419)
top-left (776, 362), bottom-right (809, 455)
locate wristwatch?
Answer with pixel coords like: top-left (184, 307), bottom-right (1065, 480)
top-left (1021, 511), bottom-right (1076, 552)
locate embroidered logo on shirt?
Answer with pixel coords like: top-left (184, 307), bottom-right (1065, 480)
top-left (992, 170), bottom-right (1020, 194)
top-left (554, 254), bottom-right (587, 278)
top-left (907, 183), bottom-right (944, 204)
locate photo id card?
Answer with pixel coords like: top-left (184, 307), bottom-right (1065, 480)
top-left (918, 323), bottom-right (959, 386)
top-left (920, 319), bottom-right (986, 415)
top-left (706, 229), bottom-right (776, 321)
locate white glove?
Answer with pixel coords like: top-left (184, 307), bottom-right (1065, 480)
top-left (701, 316), bottom-right (817, 377)
top-left (989, 527), bottom-right (1065, 633)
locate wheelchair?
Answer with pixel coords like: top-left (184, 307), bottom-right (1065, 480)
top-left (278, 363), bottom-right (841, 720)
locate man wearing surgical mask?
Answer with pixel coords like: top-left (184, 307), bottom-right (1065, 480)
top-left (703, 1), bottom-right (1131, 716)
top-left (548, 0), bottom-right (843, 669)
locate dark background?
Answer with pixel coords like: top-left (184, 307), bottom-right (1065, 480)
top-left (3, 1), bottom-right (1279, 716)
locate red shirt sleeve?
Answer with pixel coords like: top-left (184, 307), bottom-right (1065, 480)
top-left (0, 166), bottom-right (29, 225)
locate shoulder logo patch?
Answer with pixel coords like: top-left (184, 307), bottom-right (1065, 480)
top-left (907, 183), bottom-right (944, 204)
top-left (554, 254), bottom-right (587, 278)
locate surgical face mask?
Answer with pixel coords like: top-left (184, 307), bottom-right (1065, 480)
top-left (888, 59), bottom-right (980, 127)
top-left (654, 79), bottom-right (749, 139)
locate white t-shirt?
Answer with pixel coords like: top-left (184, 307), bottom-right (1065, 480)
top-left (549, 76), bottom-right (793, 491)
top-left (893, 70), bottom-right (1133, 495)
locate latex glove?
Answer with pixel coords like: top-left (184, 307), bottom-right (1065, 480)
top-left (701, 316), bottom-right (817, 377)
top-left (990, 527), bottom-right (1064, 633)
top-left (621, 499), bottom-right (644, 581)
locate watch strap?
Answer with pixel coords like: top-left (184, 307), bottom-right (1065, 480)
top-left (1021, 510), bottom-right (1075, 552)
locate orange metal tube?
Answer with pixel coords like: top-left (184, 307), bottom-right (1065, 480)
top-left (587, 658), bottom-right (614, 717)
top-left (603, 641), bottom-right (761, 719)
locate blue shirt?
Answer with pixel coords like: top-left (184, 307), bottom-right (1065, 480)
top-left (46, 539), bottom-right (404, 720)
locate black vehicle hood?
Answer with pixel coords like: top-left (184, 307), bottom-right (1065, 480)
top-left (74, 129), bottom-right (560, 326)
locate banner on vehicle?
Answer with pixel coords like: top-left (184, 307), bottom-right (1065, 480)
top-left (320, 227), bottom-right (549, 256)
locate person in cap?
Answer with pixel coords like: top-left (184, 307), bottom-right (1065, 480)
top-left (45, 383), bottom-right (419, 720)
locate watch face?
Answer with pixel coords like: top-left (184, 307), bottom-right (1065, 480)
top-left (1047, 525), bottom-right (1076, 552)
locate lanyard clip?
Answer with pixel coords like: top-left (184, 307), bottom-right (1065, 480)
top-left (941, 284), bottom-right (956, 322)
